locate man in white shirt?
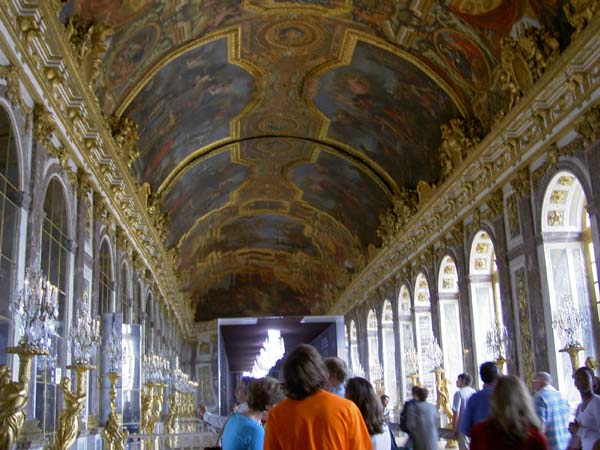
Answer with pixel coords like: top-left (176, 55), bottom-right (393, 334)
top-left (199, 376), bottom-right (253, 430)
top-left (452, 372), bottom-right (476, 450)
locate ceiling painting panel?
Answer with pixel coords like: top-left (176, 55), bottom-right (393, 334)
top-left (193, 269), bottom-right (315, 322)
top-left (242, 0), bottom-right (352, 15)
top-left (199, 214), bottom-right (317, 258)
top-left (291, 149), bottom-right (392, 248)
top-left (67, 0), bottom-right (246, 111)
top-left (162, 148), bottom-right (251, 247)
top-left (310, 37), bottom-right (462, 187)
top-left (125, 36), bottom-right (257, 191)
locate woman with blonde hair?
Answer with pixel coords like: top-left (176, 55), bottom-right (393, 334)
top-left (470, 375), bottom-right (548, 450)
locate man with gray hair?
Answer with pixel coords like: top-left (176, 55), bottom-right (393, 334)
top-left (533, 371), bottom-right (571, 450)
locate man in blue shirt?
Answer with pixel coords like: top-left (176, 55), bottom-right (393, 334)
top-left (459, 361), bottom-right (499, 437)
top-left (533, 371), bottom-right (571, 450)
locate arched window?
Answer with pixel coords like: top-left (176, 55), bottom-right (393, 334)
top-left (414, 273), bottom-right (435, 401)
top-left (367, 308), bottom-right (381, 385)
top-left (541, 171), bottom-right (598, 400)
top-left (398, 285), bottom-right (413, 401)
top-left (39, 177), bottom-right (71, 434)
top-left (469, 230), bottom-right (505, 379)
top-left (382, 300), bottom-right (397, 408)
top-left (438, 256), bottom-right (464, 385)
top-left (98, 239), bottom-right (113, 315)
top-left (349, 320), bottom-right (359, 375)
top-left (0, 107), bottom-right (20, 365)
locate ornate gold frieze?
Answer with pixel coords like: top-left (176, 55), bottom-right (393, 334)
top-left (563, 0), bottom-right (599, 39)
top-left (439, 118), bottom-right (482, 180)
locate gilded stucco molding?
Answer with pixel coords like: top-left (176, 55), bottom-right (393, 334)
top-left (516, 270), bottom-right (535, 388)
top-left (0, 0), bottom-right (192, 335)
top-left (332, 14), bottom-right (600, 315)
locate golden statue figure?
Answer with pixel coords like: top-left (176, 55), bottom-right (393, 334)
top-left (0, 365), bottom-right (28, 450)
top-left (141, 385), bottom-right (154, 433)
top-left (54, 377), bottom-right (86, 450)
top-left (165, 392), bottom-right (178, 435)
top-left (438, 377), bottom-right (453, 421)
top-left (103, 409), bottom-right (128, 450)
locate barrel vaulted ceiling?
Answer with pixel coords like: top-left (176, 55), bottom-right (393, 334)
top-left (64, 0), bottom-right (563, 322)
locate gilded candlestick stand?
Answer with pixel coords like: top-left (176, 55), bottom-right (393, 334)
top-left (560, 344), bottom-right (585, 376)
top-left (0, 345), bottom-right (48, 449)
top-left (53, 364), bottom-right (93, 450)
top-left (148, 383), bottom-right (166, 433)
top-left (432, 368), bottom-right (457, 449)
top-left (102, 371), bottom-right (128, 450)
top-left (164, 389), bottom-right (178, 448)
top-left (407, 372), bottom-right (421, 387)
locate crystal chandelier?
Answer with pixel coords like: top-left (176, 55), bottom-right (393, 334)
top-left (552, 294), bottom-right (588, 348)
top-left (70, 291), bottom-right (100, 365)
top-left (11, 267), bottom-right (59, 351)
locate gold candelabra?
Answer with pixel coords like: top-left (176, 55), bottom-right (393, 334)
top-left (408, 373), bottom-right (421, 387)
top-left (0, 345), bottom-right (48, 449)
top-left (165, 389), bottom-right (178, 448)
top-left (560, 344), bottom-right (586, 377)
top-left (495, 356), bottom-right (506, 372)
top-left (102, 371), bottom-right (128, 450)
top-left (432, 368), bottom-right (457, 449)
top-left (148, 383), bottom-right (165, 433)
top-left (141, 382), bottom-right (155, 433)
top-left (53, 364), bottom-right (93, 450)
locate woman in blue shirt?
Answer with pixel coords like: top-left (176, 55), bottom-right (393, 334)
top-left (222, 377), bottom-right (284, 450)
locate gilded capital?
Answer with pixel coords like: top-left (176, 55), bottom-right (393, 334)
top-left (486, 189), bottom-right (504, 218)
top-left (109, 115), bottom-right (140, 168)
top-left (33, 103), bottom-right (57, 152)
top-left (563, 0), bottom-right (599, 39)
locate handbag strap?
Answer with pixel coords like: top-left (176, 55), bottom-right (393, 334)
top-left (215, 414), bottom-right (232, 446)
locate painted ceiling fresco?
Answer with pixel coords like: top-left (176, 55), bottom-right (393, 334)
top-left (65, 0), bottom-right (566, 322)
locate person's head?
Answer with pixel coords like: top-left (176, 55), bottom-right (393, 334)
top-left (457, 373), bottom-right (473, 388)
top-left (247, 377), bottom-right (285, 413)
top-left (411, 385), bottom-right (420, 399)
top-left (414, 386), bottom-right (428, 402)
top-left (324, 356), bottom-right (348, 388)
top-left (380, 394), bottom-right (390, 407)
top-left (575, 366), bottom-right (594, 395)
top-left (345, 377), bottom-right (384, 435)
top-left (490, 375), bottom-right (541, 441)
top-left (480, 361), bottom-right (500, 384)
top-left (533, 371), bottom-right (552, 392)
top-left (283, 344), bottom-right (328, 400)
top-left (235, 376), bottom-right (254, 403)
